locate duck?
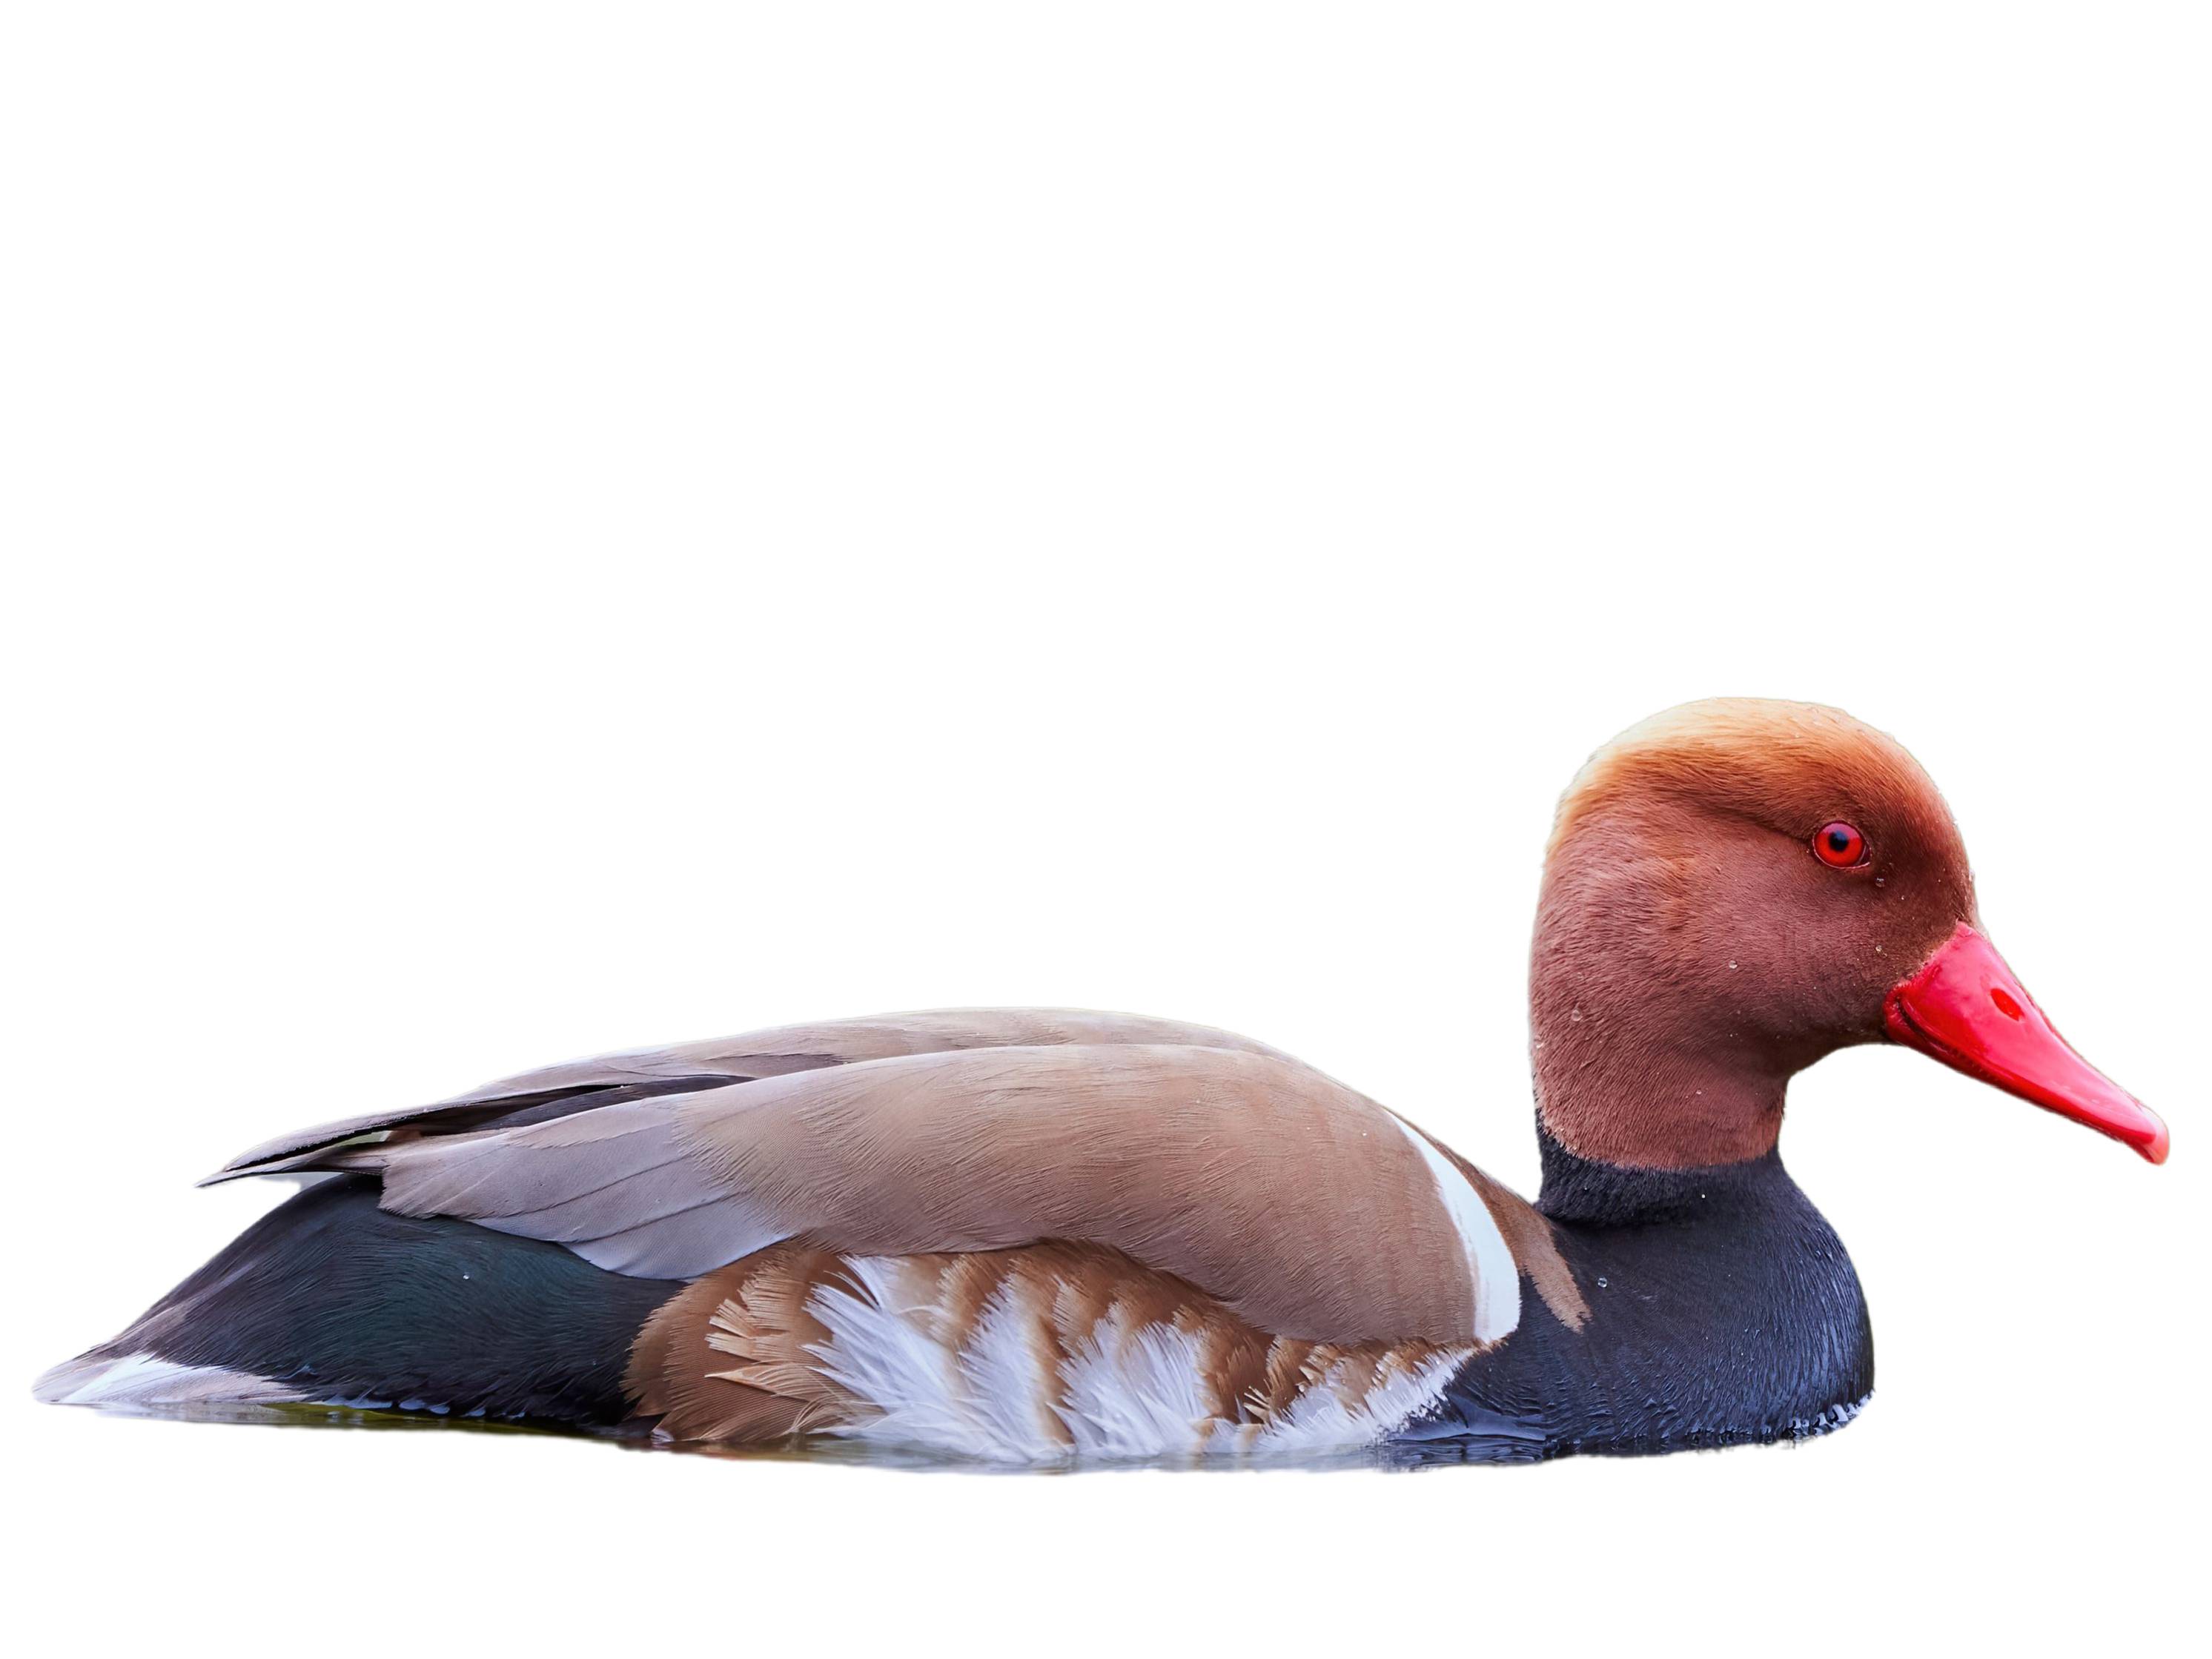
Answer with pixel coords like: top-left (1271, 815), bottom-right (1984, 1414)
top-left (34, 698), bottom-right (2169, 1465)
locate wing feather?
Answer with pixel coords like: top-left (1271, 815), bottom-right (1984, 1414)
top-left (210, 1009), bottom-right (1282, 1183)
top-left (340, 1043), bottom-right (1501, 1345)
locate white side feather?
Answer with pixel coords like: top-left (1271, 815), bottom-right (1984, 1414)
top-left (1391, 1114), bottom-right (1523, 1343)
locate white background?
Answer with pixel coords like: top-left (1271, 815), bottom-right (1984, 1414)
top-left (4, 5), bottom-right (2204, 1655)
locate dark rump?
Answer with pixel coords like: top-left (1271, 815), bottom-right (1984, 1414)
top-left (62, 1176), bottom-right (684, 1425)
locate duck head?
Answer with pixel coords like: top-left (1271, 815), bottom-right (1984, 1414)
top-left (1531, 699), bottom-right (2168, 1175)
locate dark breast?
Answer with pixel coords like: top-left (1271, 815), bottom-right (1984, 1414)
top-left (1394, 1138), bottom-right (1874, 1462)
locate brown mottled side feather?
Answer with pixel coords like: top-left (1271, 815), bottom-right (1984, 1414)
top-left (623, 1239), bottom-right (1471, 1450)
top-left (627, 1245), bottom-right (856, 1441)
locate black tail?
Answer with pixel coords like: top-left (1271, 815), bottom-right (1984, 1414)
top-left (37, 1176), bottom-right (683, 1425)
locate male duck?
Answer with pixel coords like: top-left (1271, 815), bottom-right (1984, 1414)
top-left (36, 700), bottom-right (2168, 1464)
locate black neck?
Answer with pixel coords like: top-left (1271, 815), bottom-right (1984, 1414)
top-left (1534, 1118), bottom-right (1785, 1226)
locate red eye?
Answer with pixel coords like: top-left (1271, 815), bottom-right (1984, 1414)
top-left (1813, 821), bottom-right (1868, 869)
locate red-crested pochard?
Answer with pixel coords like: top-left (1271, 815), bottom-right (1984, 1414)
top-left (36, 699), bottom-right (2168, 1463)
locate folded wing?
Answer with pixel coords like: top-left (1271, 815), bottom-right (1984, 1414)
top-left (211, 1009), bottom-right (1289, 1182)
top-left (249, 1031), bottom-right (1534, 1345)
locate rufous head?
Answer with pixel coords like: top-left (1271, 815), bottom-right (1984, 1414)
top-left (1531, 698), bottom-right (2166, 1171)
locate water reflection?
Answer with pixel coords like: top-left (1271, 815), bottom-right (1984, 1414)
top-left (62, 1398), bottom-right (1513, 1471)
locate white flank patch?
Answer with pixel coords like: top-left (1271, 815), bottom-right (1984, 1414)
top-left (1391, 1116), bottom-right (1522, 1343)
top-left (1057, 1312), bottom-right (1213, 1461)
top-left (1247, 1347), bottom-right (1471, 1460)
top-left (807, 1256), bottom-right (1059, 1463)
top-left (956, 1284), bottom-right (1062, 1457)
top-left (38, 1353), bottom-right (304, 1409)
top-left (800, 1253), bottom-right (1481, 1466)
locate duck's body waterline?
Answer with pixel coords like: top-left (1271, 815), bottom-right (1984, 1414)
top-left (34, 701), bottom-right (2162, 1467)
top-left (42, 1142), bottom-right (1875, 1468)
